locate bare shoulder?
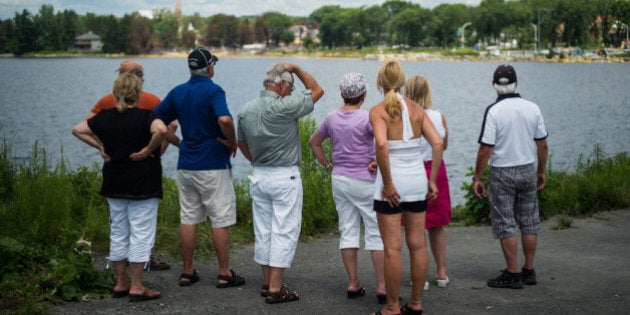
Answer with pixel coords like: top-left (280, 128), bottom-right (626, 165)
top-left (369, 102), bottom-right (386, 117)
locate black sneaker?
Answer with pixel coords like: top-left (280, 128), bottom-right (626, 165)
top-left (521, 267), bottom-right (537, 285)
top-left (487, 269), bottom-right (524, 289)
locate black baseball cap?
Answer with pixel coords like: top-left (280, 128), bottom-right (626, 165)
top-left (188, 47), bottom-right (218, 69)
top-left (493, 64), bottom-right (517, 85)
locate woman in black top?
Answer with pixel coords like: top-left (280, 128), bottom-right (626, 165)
top-left (72, 72), bottom-right (167, 302)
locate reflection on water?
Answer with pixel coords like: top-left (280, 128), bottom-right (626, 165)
top-left (0, 58), bottom-right (628, 206)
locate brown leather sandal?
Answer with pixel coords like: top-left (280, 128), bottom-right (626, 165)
top-left (216, 269), bottom-right (246, 288)
top-left (265, 284), bottom-right (299, 304)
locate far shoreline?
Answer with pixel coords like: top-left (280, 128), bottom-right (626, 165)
top-left (2, 50), bottom-right (628, 64)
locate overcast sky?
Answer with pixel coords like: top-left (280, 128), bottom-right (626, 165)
top-left (0, 0), bottom-right (481, 20)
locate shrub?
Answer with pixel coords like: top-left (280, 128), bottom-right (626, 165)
top-left (0, 142), bottom-right (112, 313)
top-left (539, 144), bottom-right (630, 216)
top-left (459, 144), bottom-right (630, 225)
top-left (299, 117), bottom-right (337, 237)
top-left (459, 166), bottom-right (490, 225)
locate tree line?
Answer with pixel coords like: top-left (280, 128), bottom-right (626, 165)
top-left (1, 0), bottom-right (629, 56)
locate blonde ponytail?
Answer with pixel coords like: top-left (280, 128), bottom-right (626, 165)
top-left (113, 72), bottom-right (143, 113)
top-left (384, 89), bottom-right (402, 118)
top-left (377, 61), bottom-right (405, 118)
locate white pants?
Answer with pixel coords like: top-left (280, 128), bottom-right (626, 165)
top-left (249, 166), bottom-right (302, 268)
top-left (332, 175), bottom-right (383, 250)
top-left (107, 198), bottom-right (158, 263)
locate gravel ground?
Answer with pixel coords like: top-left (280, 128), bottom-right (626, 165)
top-left (52, 209), bottom-right (630, 314)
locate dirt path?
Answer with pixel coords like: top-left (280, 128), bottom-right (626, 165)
top-left (52, 209), bottom-right (630, 314)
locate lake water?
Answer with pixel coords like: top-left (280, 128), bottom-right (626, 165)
top-left (0, 57), bottom-right (628, 206)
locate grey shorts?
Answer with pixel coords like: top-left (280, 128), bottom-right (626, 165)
top-left (177, 169), bottom-right (236, 228)
top-left (489, 164), bottom-right (541, 239)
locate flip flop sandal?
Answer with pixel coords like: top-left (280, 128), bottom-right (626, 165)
top-left (400, 304), bottom-right (423, 315)
top-left (179, 269), bottom-right (200, 286)
top-left (216, 269), bottom-right (246, 288)
top-left (112, 289), bottom-right (129, 298)
top-left (347, 287), bottom-right (366, 299)
top-left (129, 288), bottom-right (161, 303)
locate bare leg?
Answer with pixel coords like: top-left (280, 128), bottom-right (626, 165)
top-left (113, 259), bottom-right (129, 292)
top-left (370, 250), bottom-right (386, 295)
top-left (179, 223), bottom-right (198, 277)
top-left (341, 248), bottom-right (361, 291)
top-left (500, 236), bottom-right (519, 273)
top-left (376, 212), bottom-right (403, 313)
top-left (269, 266), bottom-right (286, 292)
top-left (129, 262), bottom-right (145, 294)
top-left (404, 211), bottom-right (427, 312)
top-left (428, 226), bottom-right (448, 279)
top-left (261, 265), bottom-right (271, 287)
top-left (212, 226), bottom-right (232, 281)
top-left (129, 262), bottom-right (160, 298)
top-left (521, 234), bottom-right (537, 269)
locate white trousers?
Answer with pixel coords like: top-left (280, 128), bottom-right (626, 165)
top-left (249, 166), bottom-right (302, 268)
top-left (107, 198), bottom-right (158, 263)
top-left (332, 174), bottom-right (383, 250)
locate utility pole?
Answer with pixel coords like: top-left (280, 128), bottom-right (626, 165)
top-left (530, 23), bottom-right (537, 54)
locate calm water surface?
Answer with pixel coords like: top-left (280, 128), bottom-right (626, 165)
top-left (1, 57), bottom-right (628, 206)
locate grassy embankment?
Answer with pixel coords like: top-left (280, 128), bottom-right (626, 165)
top-left (1, 118), bottom-right (629, 312)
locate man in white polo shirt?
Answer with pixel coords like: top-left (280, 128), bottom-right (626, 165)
top-left (472, 64), bottom-right (548, 289)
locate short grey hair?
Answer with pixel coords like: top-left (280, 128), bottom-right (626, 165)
top-left (263, 63), bottom-right (293, 87)
top-left (493, 82), bottom-right (517, 95)
top-left (190, 66), bottom-right (208, 77)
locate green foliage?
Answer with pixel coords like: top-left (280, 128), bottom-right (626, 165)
top-left (5, 1), bottom-right (630, 55)
top-left (458, 145), bottom-right (630, 226)
top-left (0, 141), bottom-right (112, 313)
top-left (459, 166), bottom-right (491, 225)
top-left (299, 116), bottom-right (337, 237)
top-left (539, 144), bottom-right (630, 217)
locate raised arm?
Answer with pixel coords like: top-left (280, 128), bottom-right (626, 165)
top-left (282, 63), bottom-right (324, 103)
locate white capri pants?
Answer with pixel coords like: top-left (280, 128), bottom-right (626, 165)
top-left (249, 166), bottom-right (302, 268)
top-left (332, 174), bottom-right (383, 250)
top-left (107, 198), bottom-right (159, 263)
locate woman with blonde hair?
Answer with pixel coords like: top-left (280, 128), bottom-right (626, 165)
top-left (405, 75), bottom-right (452, 289)
top-left (369, 61), bottom-right (443, 315)
top-left (72, 72), bottom-right (167, 302)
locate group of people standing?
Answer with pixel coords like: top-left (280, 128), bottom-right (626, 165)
top-left (72, 47), bottom-right (548, 315)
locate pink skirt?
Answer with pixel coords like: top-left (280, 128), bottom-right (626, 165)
top-left (423, 160), bottom-right (452, 228)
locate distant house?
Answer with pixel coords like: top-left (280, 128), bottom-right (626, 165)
top-left (73, 31), bottom-right (103, 51)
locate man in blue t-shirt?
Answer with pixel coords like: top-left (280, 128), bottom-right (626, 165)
top-left (155, 47), bottom-right (245, 289)
top-left (472, 64), bottom-right (548, 289)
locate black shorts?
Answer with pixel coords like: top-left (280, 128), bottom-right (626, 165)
top-left (373, 200), bottom-right (427, 214)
